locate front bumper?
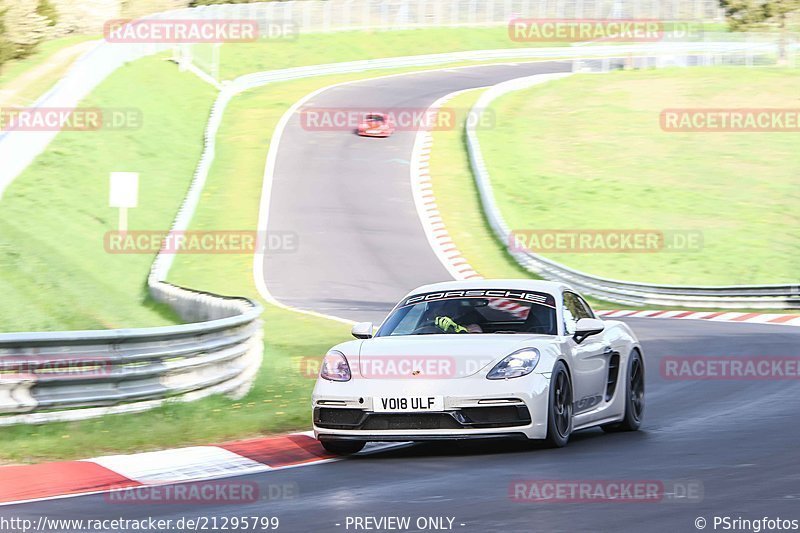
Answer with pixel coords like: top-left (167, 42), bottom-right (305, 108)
top-left (357, 129), bottom-right (392, 137)
top-left (319, 432), bottom-right (529, 442)
top-left (312, 373), bottom-right (550, 441)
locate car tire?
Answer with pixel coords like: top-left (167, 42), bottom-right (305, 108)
top-left (543, 361), bottom-right (573, 448)
top-left (320, 439), bottom-right (366, 455)
top-left (602, 349), bottom-right (645, 433)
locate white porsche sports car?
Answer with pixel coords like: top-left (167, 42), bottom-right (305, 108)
top-left (312, 280), bottom-right (644, 454)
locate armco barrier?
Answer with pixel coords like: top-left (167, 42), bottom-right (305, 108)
top-left (465, 74), bottom-right (800, 309)
top-left (0, 287), bottom-right (263, 425)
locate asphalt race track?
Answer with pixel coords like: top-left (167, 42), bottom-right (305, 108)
top-left (5, 61), bottom-right (800, 533)
top-left (262, 61), bottom-right (571, 324)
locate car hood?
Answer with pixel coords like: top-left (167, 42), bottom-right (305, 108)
top-left (356, 334), bottom-right (556, 379)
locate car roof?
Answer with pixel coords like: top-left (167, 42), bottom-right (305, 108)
top-left (407, 279), bottom-right (569, 297)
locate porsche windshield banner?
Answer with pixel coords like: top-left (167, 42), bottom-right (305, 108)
top-left (401, 289), bottom-right (556, 308)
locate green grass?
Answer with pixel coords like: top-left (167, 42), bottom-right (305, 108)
top-left (0, 35), bottom-right (95, 85)
top-left (0, 55), bottom-right (216, 332)
top-left (0, 35), bottom-right (99, 106)
top-left (476, 67), bottom-right (800, 286)
top-left (214, 27), bottom-right (557, 80)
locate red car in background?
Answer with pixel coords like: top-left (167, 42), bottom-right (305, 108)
top-left (357, 112), bottom-right (395, 137)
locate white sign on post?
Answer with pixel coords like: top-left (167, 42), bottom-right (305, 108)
top-left (109, 172), bottom-right (139, 232)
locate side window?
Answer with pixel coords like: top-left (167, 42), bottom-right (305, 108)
top-left (562, 293), bottom-right (578, 334)
top-left (562, 292), bottom-right (590, 334)
top-left (575, 294), bottom-right (595, 319)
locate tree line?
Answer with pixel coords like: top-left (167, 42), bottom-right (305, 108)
top-left (0, 0), bottom-right (57, 73)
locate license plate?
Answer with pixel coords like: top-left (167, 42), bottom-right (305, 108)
top-left (374, 396), bottom-right (444, 412)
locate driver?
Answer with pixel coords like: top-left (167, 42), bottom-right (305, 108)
top-left (433, 299), bottom-right (483, 333)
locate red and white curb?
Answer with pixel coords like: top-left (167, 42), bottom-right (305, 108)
top-left (409, 91), bottom-right (530, 320)
top-left (598, 309), bottom-right (800, 327)
top-left (0, 432), bottom-right (401, 505)
top-left (410, 90), bottom-right (484, 283)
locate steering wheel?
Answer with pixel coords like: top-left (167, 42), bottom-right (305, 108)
top-left (410, 324), bottom-right (442, 335)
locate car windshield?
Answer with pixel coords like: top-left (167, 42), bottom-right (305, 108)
top-left (365, 114), bottom-right (384, 122)
top-left (376, 291), bottom-right (558, 336)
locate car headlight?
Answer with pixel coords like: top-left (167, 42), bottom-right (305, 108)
top-left (320, 350), bottom-right (351, 381)
top-left (486, 348), bottom-right (540, 380)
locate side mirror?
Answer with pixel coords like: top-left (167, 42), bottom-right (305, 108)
top-left (573, 318), bottom-right (605, 344)
top-left (351, 322), bottom-right (374, 339)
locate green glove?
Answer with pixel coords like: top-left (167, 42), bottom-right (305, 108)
top-left (435, 316), bottom-right (468, 333)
